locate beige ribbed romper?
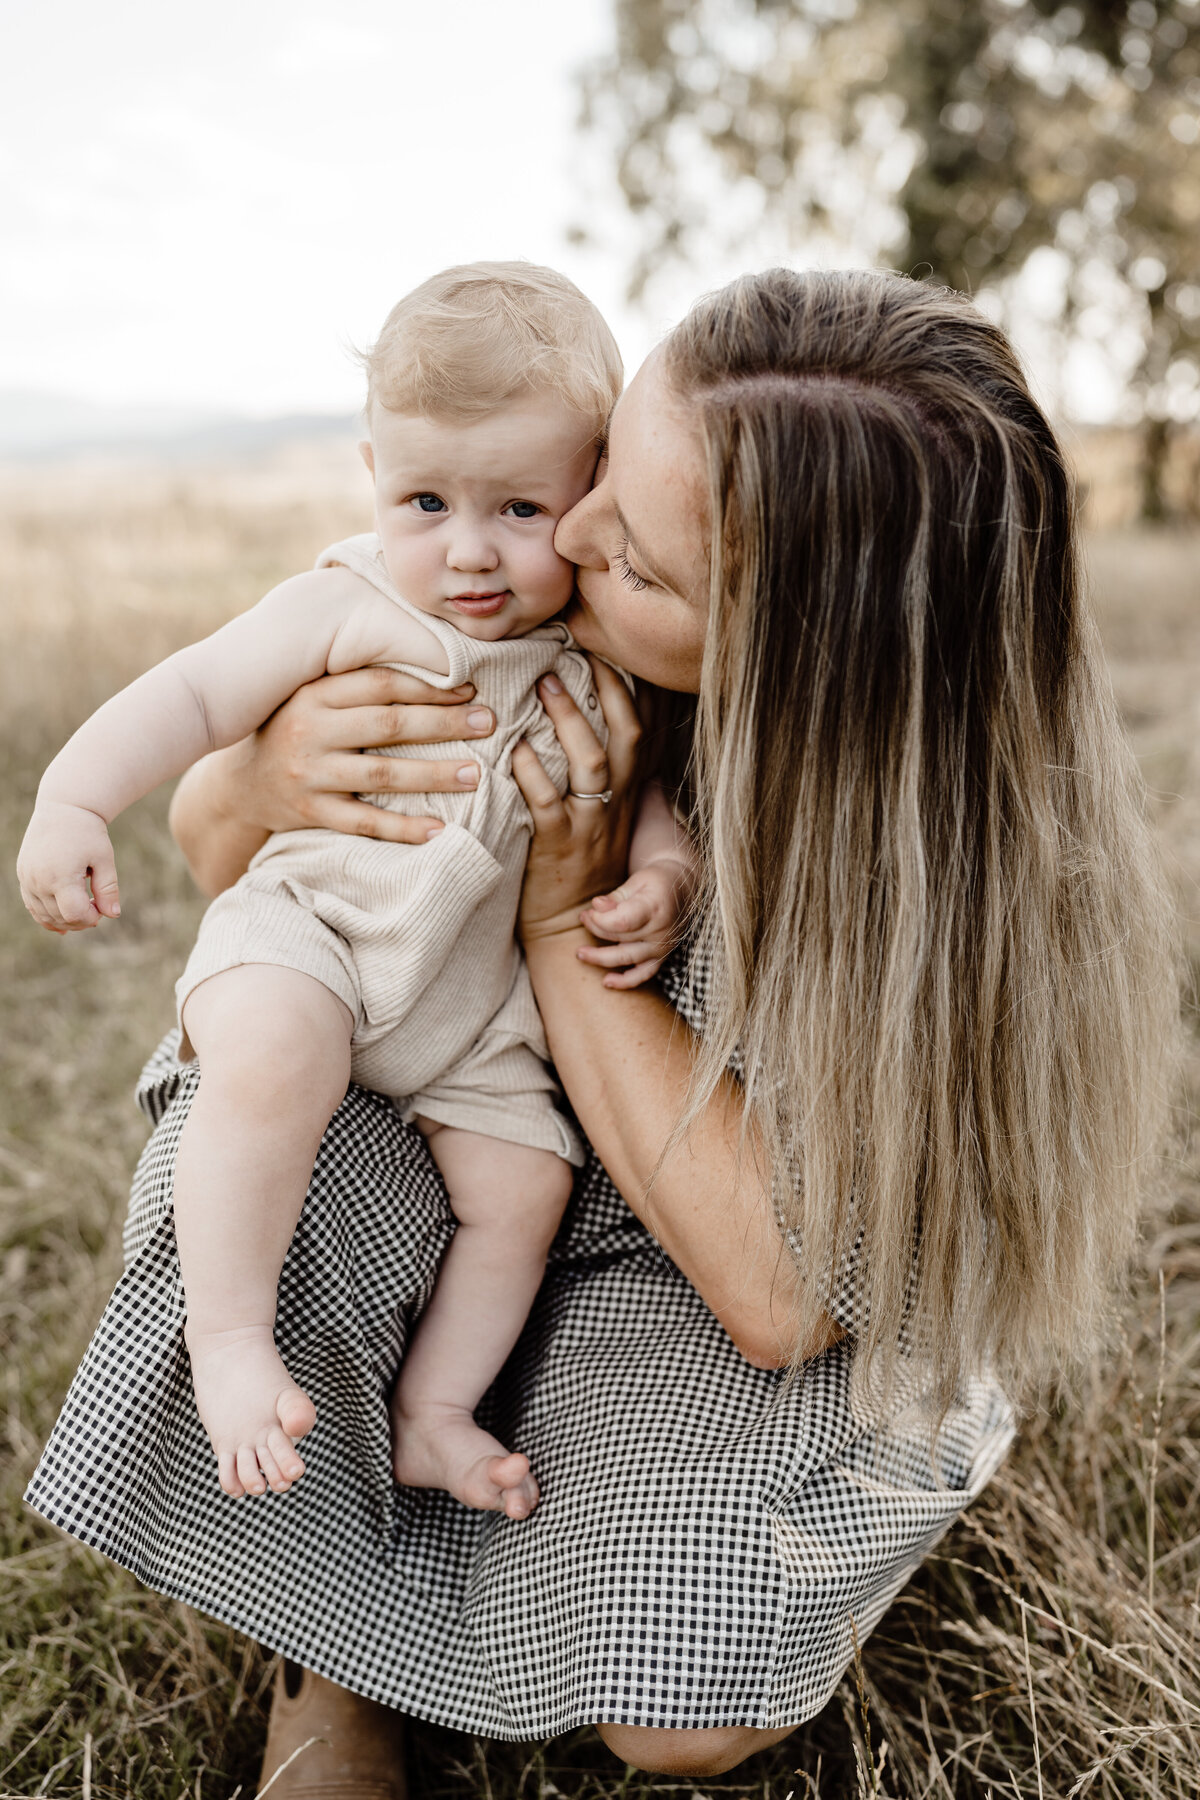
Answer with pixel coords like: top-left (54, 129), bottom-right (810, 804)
top-left (176, 533), bottom-right (602, 1165)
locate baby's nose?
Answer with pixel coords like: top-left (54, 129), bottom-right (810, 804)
top-left (447, 525), bottom-right (500, 572)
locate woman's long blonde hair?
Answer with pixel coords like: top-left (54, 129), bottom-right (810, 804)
top-left (664, 268), bottom-right (1179, 1409)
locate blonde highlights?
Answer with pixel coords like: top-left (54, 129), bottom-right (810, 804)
top-left (360, 260), bottom-right (623, 428)
top-left (665, 269), bottom-right (1179, 1408)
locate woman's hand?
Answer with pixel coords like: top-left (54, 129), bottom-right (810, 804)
top-left (219, 665), bottom-right (495, 838)
top-left (511, 659), bottom-right (643, 944)
top-left (170, 666), bottom-right (496, 896)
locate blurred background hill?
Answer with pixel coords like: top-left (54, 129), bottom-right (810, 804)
top-left (0, 391), bottom-right (356, 464)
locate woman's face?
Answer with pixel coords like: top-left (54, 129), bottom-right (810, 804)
top-left (555, 350), bottom-right (709, 693)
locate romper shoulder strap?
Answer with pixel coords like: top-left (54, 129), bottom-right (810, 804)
top-left (313, 532), bottom-right (479, 688)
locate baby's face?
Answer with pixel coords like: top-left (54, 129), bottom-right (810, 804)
top-left (363, 394), bottom-right (600, 640)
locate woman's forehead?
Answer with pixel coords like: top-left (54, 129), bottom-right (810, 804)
top-left (608, 354), bottom-right (707, 593)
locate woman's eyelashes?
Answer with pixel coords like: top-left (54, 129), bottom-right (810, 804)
top-left (613, 538), bottom-right (649, 591)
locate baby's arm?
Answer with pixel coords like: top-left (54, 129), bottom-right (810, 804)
top-left (577, 781), bottom-right (697, 989)
top-left (18, 571), bottom-right (440, 932)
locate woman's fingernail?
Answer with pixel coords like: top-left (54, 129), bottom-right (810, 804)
top-left (467, 708), bottom-right (492, 732)
top-left (541, 674), bottom-right (563, 695)
top-left (456, 764), bottom-right (479, 786)
top-left (425, 824), bottom-right (444, 840)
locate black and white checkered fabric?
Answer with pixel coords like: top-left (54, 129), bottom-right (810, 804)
top-left (25, 948), bottom-right (1013, 1735)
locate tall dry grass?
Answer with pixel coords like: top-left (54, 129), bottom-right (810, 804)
top-left (0, 449), bottom-right (1198, 1797)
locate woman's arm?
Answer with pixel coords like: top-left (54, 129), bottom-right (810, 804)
top-left (525, 929), bottom-right (819, 1367)
top-left (170, 667), bottom-right (498, 897)
top-left (514, 665), bottom-right (838, 1369)
top-left (168, 744), bottom-right (281, 898)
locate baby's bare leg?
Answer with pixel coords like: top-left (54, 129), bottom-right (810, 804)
top-left (175, 965), bottom-right (353, 1499)
top-left (391, 1128), bottom-right (572, 1519)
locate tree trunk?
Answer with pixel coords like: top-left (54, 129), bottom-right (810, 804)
top-left (1140, 415), bottom-right (1171, 524)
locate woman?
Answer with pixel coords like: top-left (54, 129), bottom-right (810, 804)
top-left (26, 270), bottom-right (1175, 1789)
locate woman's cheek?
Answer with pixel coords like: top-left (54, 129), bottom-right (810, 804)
top-left (625, 598), bottom-right (706, 691)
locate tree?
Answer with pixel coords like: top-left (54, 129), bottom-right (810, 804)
top-left (580, 0), bottom-right (1200, 516)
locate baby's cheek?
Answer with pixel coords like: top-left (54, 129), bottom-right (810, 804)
top-left (379, 526), bottom-right (437, 606)
top-left (531, 541), bottom-right (577, 612)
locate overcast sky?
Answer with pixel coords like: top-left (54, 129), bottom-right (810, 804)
top-left (1, 0), bottom-right (680, 415)
top-left (2, 0), bottom-right (1126, 422)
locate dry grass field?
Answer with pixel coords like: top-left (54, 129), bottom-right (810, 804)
top-left (1, 449), bottom-right (1198, 1798)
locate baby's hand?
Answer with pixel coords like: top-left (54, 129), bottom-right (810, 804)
top-left (17, 802), bottom-right (121, 934)
top-left (578, 859), bottom-right (692, 989)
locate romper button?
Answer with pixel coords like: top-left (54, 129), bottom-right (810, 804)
top-left (586, 695), bottom-right (597, 709)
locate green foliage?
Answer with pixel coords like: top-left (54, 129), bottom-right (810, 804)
top-left (580, 0), bottom-right (1200, 514)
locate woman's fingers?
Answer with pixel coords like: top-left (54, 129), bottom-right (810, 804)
top-left (333, 752), bottom-right (480, 796)
top-left (516, 671), bottom-right (642, 941)
top-left (316, 667), bottom-right (478, 711)
top-left (311, 699), bottom-right (493, 752)
top-left (344, 701), bottom-right (494, 752)
top-left (588, 658), bottom-right (643, 789)
top-left (283, 667), bottom-right (494, 751)
top-left (535, 674), bottom-right (612, 797)
top-left (315, 797), bottom-right (448, 844)
top-left (511, 739), bottom-right (568, 829)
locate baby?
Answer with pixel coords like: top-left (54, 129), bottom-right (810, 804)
top-left (18, 263), bottom-right (693, 1520)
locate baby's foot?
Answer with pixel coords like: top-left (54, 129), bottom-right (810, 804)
top-left (184, 1322), bottom-right (317, 1498)
top-left (391, 1399), bottom-right (540, 1520)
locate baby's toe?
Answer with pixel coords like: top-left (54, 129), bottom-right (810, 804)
top-left (488, 1452), bottom-right (539, 1518)
top-left (236, 1444), bottom-right (267, 1496)
top-left (254, 1440), bottom-right (292, 1495)
top-left (267, 1425), bottom-right (306, 1482)
top-left (502, 1471), bottom-right (540, 1520)
top-left (277, 1386), bottom-right (317, 1441)
top-left (487, 1451), bottom-right (530, 1489)
top-left (218, 1450), bottom-right (245, 1499)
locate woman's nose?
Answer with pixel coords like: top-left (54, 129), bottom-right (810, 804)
top-left (555, 482), bottom-right (608, 570)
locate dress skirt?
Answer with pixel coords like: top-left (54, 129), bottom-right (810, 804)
top-left (25, 953), bottom-right (1014, 1737)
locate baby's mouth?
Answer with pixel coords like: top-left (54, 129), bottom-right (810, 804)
top-left (450, 591), bottom-right (509, 617)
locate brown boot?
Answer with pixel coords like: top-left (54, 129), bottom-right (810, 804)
top-left (257, 1660), bottom-right (407, 1798)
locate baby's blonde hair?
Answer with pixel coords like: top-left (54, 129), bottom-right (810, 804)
top-left (361, 261), bottom-right (622, 429)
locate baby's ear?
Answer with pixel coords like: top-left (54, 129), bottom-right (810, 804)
top-left (358, 440), bottom-right (375, 478)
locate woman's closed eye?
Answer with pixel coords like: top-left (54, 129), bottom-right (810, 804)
top-left (614, 538), bottom-right (649, 592)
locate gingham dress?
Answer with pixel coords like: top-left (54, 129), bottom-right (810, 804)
top-left (25, 948), bottom-right (1014, 1735)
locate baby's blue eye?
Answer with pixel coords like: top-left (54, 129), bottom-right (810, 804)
top-left (507, 501), bottom-right (539, 519)
top-left (412, 494), bottom-right (446, 513)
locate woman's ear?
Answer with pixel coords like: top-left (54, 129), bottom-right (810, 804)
top-left (358, 440), bottom-right (375, 478)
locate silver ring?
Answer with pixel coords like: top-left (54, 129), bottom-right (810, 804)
top-left (568, 788), bottom-right (612, 804)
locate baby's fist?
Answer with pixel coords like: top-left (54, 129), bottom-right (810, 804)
top-left (17, 803), bottom-right (121, 934)
top-left (578, 859), bottom-right (692, 989)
